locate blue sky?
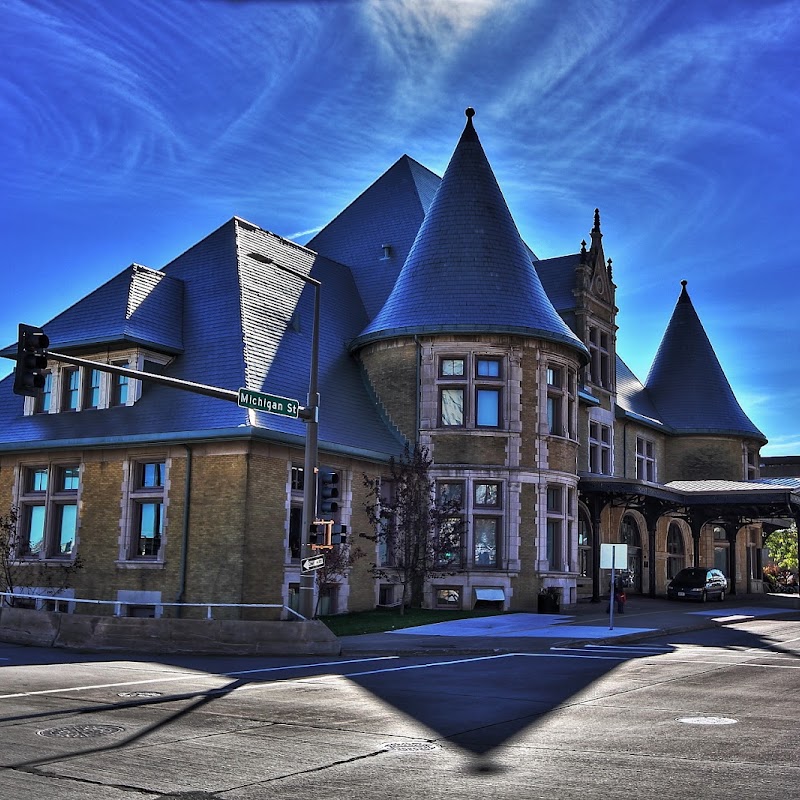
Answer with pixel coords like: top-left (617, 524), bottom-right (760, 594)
top-left (2, 0), bottom-right (798, 455)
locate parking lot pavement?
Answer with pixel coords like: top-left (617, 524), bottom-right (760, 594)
top-left (338, 594), bottom-right (800, 656)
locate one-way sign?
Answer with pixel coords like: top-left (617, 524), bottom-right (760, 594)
top-left (301, 554), bottom-right (325, 574)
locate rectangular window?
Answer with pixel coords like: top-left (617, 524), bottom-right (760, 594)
top-left (440, 387), bottom-right (464, 426)
top-left (134, 502), bottom-right (163, 557)
top-left (476, 358), bottom-right (501, 378)
top-left (546, 484), bottom-right (566, 571)
top-left (127, 459), bottom-right (167, 560)
top-left (440, 358), bottom-right (465, 377)
top-left (289, 506), bottom-right (302, 560)
top-left (436, 353), bottom-right (507, 430)
top-left (84, 368), bottom-right (102, 409)
top-left (546, 365), bottom-right (569, 437)
top-left (111, 367), bottom-right (129, 406)
top-left (437, 481), bottom-right (464, 567)
top-left (35, 372), bottom-right (52, 414)
top-left (62, 368), bottom-right (80, 411)
top-left (588, 327), bottom-right (612, 389)
top-left (17, 463), bottom-right (79, 559)
top-left (589, 421), bottom-right (613, 474)
top-left (474, 482), bottom-right (501, 507)
top-left (636, 437), bottom-right (656, 482)
top-left (474, 517), bottom-right (498, 567)
top-left (476, 387), bottom-right (500, 427)
top-left (435, 587), bottom-right (461, 608)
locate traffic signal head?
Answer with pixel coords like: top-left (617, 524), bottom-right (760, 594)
top-left (310, 520), bottom-right (333, 549)
top-left (13, 324), bottom-right (49, 397)
top-left (318, 470), bottom-right (339, 514)
top-left (331, 524), bottom-right (347, 546)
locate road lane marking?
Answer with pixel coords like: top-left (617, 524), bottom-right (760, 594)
top-left (0, 656), bottom-right (399, 700)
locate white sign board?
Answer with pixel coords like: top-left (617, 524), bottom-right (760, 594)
top-left (600, 543), bottom-right (628, 569)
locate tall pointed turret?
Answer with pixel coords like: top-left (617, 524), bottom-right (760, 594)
top-left (351, 109), bottom-right (587, 360)
top-left (645, 281), bottom-right (765, 441)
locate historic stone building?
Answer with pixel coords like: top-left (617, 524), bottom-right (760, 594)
top-left (2, 109), bottom-right (797, 617)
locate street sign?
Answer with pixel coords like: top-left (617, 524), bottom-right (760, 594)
top-left (237, 388), bottom-right (299, 418)
top-left (301, 554), bottom-right (325, 574)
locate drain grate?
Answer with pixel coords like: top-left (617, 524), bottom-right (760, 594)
top-left (117, 691), bottom-right (163, 698)
top-left (383, 741), bottom-right (439, 752)
top-left (37, 724), bottom-right (125, 739)
top-left (676, 716), bottom-right (738, 725)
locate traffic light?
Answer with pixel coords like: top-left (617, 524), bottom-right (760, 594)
top-left (317, 470), bottom-right (339, 515)
top-left (13, 324), bottom-right (49, 397)
top-left (331, 524), bottom-right (347, 545)
top-left (309, 520), bottom-right (333, 549)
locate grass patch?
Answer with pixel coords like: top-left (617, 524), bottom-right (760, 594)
top-left (319, 606), bottom-right (507, 637)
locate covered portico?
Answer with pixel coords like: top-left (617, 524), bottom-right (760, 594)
top-left (579, 476), bottom-right (800, 602)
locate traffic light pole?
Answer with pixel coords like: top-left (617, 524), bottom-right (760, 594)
top-left (248, 253), bottom-right (320, 620)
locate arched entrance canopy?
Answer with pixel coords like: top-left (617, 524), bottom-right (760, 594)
top-left (578, 475), bottom-right (800, 601)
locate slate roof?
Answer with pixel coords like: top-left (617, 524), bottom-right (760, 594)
top-left (0, 218), bottom-right (404, 458)
top-left (615, 355), bottom-right (672, 432)
top-left (534, 253), bottom-right (581, 313)
top-left (351, 110), bottom-right (588, 361)
top-left (0, 263), bottom-right (184, 356)
top-left (306, 155), bottom-right (442, 321)
top-left (644, 282), bottom-right (766, 442)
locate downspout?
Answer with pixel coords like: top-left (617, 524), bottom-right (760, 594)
top-left (414, 336), bottom-right (421, 444)
top-left (175, 443), bottom-right (193, 614)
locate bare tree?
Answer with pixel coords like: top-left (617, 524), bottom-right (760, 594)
top-left (0, 507), bottom-right (83, 607)
top-left (362, 444), bottom-right (464, 614)
top-left (313, 540), bottom-right (366, 617)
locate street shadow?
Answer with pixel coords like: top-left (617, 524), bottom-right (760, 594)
top-left (1, 609), bottom-right (798, 777)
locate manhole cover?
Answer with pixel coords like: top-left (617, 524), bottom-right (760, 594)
top-left (37, 724), bottom-right (125, 738)
top-left (383, 741), bottom-right (439, 752)
top-left (118, 691), bottom-right (163, 698)
top-left (676, 716), bottom-right (738, 725)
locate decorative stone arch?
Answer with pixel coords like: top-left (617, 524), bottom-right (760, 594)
top-left (618, 511), bottom-right (645, 593)
top-left (666, 519), bottom-right (689, 581)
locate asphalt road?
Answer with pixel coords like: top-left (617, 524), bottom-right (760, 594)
top-left (1, 617), bottom-right (799, 799)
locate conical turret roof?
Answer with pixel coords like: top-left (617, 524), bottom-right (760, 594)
top-left (645, 281), bottom-right (765, 441)
top-left (351, 109), bottom-right (588, 360)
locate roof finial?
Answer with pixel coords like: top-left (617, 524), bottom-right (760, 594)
top-left (593, 208), bottom-right (601, 232)
top-left (681, 279), bottom-right (688, 287)
top-left (580, 240), bottom-right (587, 263)
top-left (607, 257), bottom-right (613, 280)
top-left (465, 107), bottom-right (475, 119)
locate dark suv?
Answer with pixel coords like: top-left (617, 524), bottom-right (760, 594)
top-left (667, 567), bottom-right (727, 602)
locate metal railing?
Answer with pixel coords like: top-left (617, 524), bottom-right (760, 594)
top-left (0, 591), bottom-right (306, 620)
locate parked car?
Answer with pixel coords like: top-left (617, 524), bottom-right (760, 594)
top-left (667, 567), bottom-right (727, 602)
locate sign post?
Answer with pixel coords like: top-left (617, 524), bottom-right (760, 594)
top-left (600, 543), bottom-right (628, 630)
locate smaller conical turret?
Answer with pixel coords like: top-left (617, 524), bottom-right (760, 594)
top-left (645, 281), bottom-right (765, 441)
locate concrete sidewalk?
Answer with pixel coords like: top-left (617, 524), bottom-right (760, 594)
top-left (338, 593), bottom-right (800, 656)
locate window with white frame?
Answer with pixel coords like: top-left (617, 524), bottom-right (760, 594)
top-left (33, 372), bottom-right (53, 414)
top-left (16, 463), bottom-right (80, 559)
top-left (126, 459), bottom-right (167, 559)
top-left (636, 436), bottom-right (656, 481)
top-left (546, 364), bottom-right (576, 438)
top-left (24, 356), bottom-right (148, 416)
top-left (589, 421), bottom-right (612, 474)
top-left (437, 353), bottom-right (506, 429)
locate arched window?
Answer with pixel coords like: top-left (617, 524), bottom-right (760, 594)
top-left (620, 515), bottom-right (641, 548)
top-left (667, 522), bottom-right (685, 579)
